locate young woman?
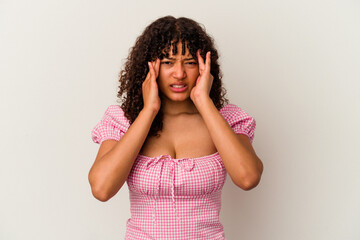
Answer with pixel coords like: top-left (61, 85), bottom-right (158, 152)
top-left (89, 16), bottom-right (263, 240)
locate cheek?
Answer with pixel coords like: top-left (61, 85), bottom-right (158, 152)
top-left (158, 68), bottom-right (170, 80)
top-left (157, 70), bottom-right (167, 84)
top-left (187, 69), bottom-right (199, 82)
top-left (157, 77), bottom-right (167, 91)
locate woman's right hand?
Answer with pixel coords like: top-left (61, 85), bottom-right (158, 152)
top-left (142, 59), bottom-right (161, 114)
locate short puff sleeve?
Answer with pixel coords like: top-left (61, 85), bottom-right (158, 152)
top-left (91, 105), bottom-right (130, 144)
top-left (220, 103), bottom-right (256, 143)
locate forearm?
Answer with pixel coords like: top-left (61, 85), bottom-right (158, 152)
top-left (89, 109), bottom-right (157, 199)
top-left (196, 98), bottom-right (262, 190)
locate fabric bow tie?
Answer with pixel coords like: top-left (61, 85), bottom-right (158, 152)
top-left (146, 154), bottom-right (195, 171)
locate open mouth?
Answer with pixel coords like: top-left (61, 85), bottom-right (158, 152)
top-left (170, 84), bottom-right (188, 92)
top-left (170, 84), bottom-right (186, 88)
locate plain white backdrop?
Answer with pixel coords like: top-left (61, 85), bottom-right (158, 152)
top-left (1, 0), bottom-right (359, 239)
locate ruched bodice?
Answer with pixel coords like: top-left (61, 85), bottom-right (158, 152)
top-left (91, 103), bottom-right (256, 239)
top-left (125, 152), bottom-right (227, 239)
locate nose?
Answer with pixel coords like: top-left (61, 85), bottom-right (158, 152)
top-left (172, 62), bottom-right (187, 79)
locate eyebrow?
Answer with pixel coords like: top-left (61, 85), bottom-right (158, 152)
top-left (164, 57), bottom-right (195, 61)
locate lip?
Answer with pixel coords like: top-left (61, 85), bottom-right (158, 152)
top-left (171, 82), bottom-right (186, 85)
top-left (169, 84), bottom-right (188, 93)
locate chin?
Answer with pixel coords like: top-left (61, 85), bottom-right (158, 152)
top-left (170, 96), bottom-right (189, 102)
top-left (165, 93), bottom-right (191, 102)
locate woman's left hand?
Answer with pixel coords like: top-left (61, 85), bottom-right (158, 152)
top-left (190, 50), bottom-right (214, 105)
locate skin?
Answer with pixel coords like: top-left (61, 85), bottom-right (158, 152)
top-left (146, 42), bottom-right (263, 187)
top-left (88, 42), bottom-right (264, 202)
top-left (143, 43), bottom-right (201, 115)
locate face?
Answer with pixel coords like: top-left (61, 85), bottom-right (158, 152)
top-left (157, 42), bottom-right (199, 102)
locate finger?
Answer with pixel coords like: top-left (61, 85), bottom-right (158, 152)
top-left (197, 50), bottom-right (205, 73)
top-left (151, 60), bottom-right (156, 78)
top-left (154, 58), bottom-right (160, 78)
top-left (148, 61), bottom-right (154, 73)
top-left (205, 51), bottom-right (211, 73)
top-left (148, 61), bottom-right (157, 82)
top-left (197, 50), bottom-right (205, 68)
top-left (146, 62), bottom-right (153, 80)
top-left (152, 59), bottom-right (158, 79)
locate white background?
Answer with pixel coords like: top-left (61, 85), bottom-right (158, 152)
top-left (1, 0), bottom-right (359, 239)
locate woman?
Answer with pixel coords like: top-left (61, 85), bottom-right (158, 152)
top-left (89, 16), bottom-right (263, 240)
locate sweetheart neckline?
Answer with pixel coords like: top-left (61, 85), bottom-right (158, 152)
top-left (137, 151), bottom-right (220, 160)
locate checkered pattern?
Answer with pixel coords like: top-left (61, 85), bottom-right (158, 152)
top-left (91, 104), bottom-right (256, 239)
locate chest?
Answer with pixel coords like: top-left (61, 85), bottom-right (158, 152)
top-left (140, 114), bottom-right (217, 159)
top-left (127, 153), bottom-right (227, 197)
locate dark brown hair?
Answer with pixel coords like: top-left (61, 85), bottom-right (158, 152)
top-left (117, 16), bottom-right (228, 137)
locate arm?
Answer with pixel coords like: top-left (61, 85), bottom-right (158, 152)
top-left (191, 50), bottom-right (263, 190)
top-left (196, 99), bottom-right (263, 190)
top-left (88, 108), bottom-right (157, 201)
top-left (88, 59), bottom-right (161, 201)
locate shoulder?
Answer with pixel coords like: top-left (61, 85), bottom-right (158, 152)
top-left (102, 105), bottom-right (131, 127)
top-left (104, 105), bottom-right (125, 117)
top-left (91, 105), bottom-right (131, 144)
top-left (219, 103), bottom-right (250, 120)
top-left (219, 103), bottom-right (256, 143)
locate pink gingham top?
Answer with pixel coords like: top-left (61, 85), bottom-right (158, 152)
top-left (91, 103), bottom-right (256, 240)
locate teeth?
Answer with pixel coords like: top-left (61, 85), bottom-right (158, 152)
top-left (171, 85), bottom-right (185, 88)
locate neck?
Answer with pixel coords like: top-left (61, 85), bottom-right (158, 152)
top-left (161, 97), bottom-right (199, 115)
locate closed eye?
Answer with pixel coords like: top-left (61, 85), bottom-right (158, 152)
top-left (160, 61), bottom-right (197, 66)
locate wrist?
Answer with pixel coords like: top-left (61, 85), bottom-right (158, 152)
top-left (140, 107), bottom-right (158, 120)
top-left (193, 95), bottom-right (213, 109)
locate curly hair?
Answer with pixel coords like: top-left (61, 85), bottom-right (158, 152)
top-left (117, 15), bottom-right (228, 138)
